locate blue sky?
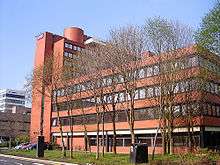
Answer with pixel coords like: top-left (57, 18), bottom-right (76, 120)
top-left (0, 0), bottom-right (216, 90)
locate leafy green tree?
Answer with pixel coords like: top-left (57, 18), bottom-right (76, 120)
top-left (195, 1), bottom-right (220, 55)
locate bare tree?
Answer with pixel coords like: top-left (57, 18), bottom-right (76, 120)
top-left (106, 25), bottom-right (145, 144)
top-left (80, 45), bottom-right (108, 159)
top-left (30, 55), bottom-right (66, 157)
top-left (143, 17), bottom-right (194, 155)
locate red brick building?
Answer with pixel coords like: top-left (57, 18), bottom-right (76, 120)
top-left (30, 27), bottom-right (220, 154)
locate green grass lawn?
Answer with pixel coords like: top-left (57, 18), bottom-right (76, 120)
top-left (1, 149), bottom-right (131, 165)
top-left (1, 149), bottom-right (220, 165)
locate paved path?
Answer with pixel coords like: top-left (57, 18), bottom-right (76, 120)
top-left (0, 154), bottom-right (78, 165)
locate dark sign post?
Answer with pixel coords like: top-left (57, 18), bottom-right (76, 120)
top-left (36, 135), bottom-right (44, 157)
top-left (130, 143), bottom-right (148, 164)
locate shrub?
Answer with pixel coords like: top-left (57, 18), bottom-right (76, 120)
top-left (15, 135), bottom-right (30, 145)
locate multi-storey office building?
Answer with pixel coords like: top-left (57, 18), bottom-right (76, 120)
top-left (0, 89), bottom-right (26, 113)
top-left (30, 27), bottom-right (220, 154)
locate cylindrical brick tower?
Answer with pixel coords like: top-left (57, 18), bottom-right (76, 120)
top-left (64, 27), bottom-right (84, 44)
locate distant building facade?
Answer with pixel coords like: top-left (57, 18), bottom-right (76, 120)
top-left (0, 89), bottom-right (26, 113)
top-left (0, 89), bottom-right (31, 140)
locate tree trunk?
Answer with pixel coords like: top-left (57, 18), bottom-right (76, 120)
top-left (162, 133), bottom-right (166, 155)
top-left (152, 126), bottom-right (159, 160)
top-left (131, 129), bottom-right (135, 144)
top-left (9, 137), bottom-right (12, 150)
top-left (59, 125), bottom-right (66, 158)
top-left (70, 134), bottom-right (73, 158)
top-left (102, 111), bottom-right (105, 157)
top-left (69, 115), bottom-right (74, 158)
top-left (55, 97), bottom-right (66, 158)
top-left (112, 122), bottom-right (117, 154)
top-left (83, 125), bottom-right (90, 152)
top-left (112, 104), bottom-right (117, 154)
top-left (169, 136), bottom-right (173, 154)
top-left (96, 115), bottom-right (100, 160)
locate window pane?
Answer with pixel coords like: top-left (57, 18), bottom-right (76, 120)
top-left (139, 88), bottom-right (145, 99)
top-left (139, 68), bottom-right (145, 78)
top-left (147, 87), bottom-right (154, 98)
top-left (64, 43), bottom-right (68, 48)
top-left (119, 92), bottom-right (125, 102)
top-left (134, 90), bottom-right (139, 100)
top-left (188, 56), bottom-right (199, 67)
top-left (64, 52), bottom-right (69, 57)
top-left (118, 75), bottom-right (124, 83)
top-left (155, 86), bottom-right (161, 96)
top-left (154, 65), bottom-right (160, 75)
top-left (146, 67), bottom-right (153, 77)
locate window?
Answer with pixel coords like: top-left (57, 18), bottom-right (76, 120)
top-left (203, 104), bottom-right (208, 115)
top-left (52, 118), bottom-right (57, 126)
top-left (147, 108), bottom-right (155, 119)
top-left (212, 105), bottom-right (216, 116)
top-left (57, 90), bottom-right (61, 97)
top-left (64, 52), bottom-right (69, 57)
top-left (179, 82), bottom-right (185, 92)
top-left (174, 83), bottom-right (180, 93)
top-left (188, 56), bottom-right (199, 67)
top-left (53, 90), bottom-right (57, 97)
top-left (146, 87), bottom-right (154, 98)
top-left (64, 43), bottom-right (69, 48)
top-left (68, 53), bottom-right (73, 58)
top-left (102, 78), bottom-right (107, 86)
top-left (73, 45), bottom-right (77, 51)
top-left (126, 93), bottom-right (131, 101)
top-left (67, 87), bottom-right (73, 95)
top-left (81, 84), bottom-right (86, 91)
top-left (64, 42), bottom-right (73, 49)
top-left (173, 105), bottom-right (181, 116)
top-left (182, 104), bottom-right (187, 115)
top-left (119, 92), bottom-right (125, 102)
top-left (153, 65), bottom-right (160, 75)
top-left (114, 93), bottom-right (119, 102)
top-left (106, 77), bottom-right (112, 86)
top-left (155, 86), bottom-right (161, 96)
top-left (139, 88), bottom-right (146, 99)
top-left (64, 60), bottom-right (72, 66)
top-left (139, 68), bottom-right (145, 78)
top-left (103, 95), bottom-right (107, 103)
top-left (118, 75), bottom-right (124, 83)
top-left (60, 89), bottom-right (65, 96)
top-left (208, 104), bottom-right (212, 116)
top-left (106, 95), bottom-right (112, 103)
top-left (217, 106), bottom-right (220, 117)
top-left (205, 82), bottom-right (211, 92)
top-left (146, 66), bottom-right (153, 77)
top-left (179, 61), bottom-right (185, 69)
top-left (69, 44), bottom-right (73, 49)
top-left (134, 90), bottom-right (139, 100)
top-left (214, 84), bottom-right (218, 94)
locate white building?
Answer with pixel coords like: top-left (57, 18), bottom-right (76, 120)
top-left (0, 89), bottom-right (26, 112)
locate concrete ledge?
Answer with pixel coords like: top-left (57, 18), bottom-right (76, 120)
top-left (0, 153), bottom-right (78, 165)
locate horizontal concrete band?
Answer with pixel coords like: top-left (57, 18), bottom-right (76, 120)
top-left (51, 126), bottom-right (210, 137)
top-left (205, 126), bottom-right (220, 132)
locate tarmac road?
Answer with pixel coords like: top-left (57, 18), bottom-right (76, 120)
top-left (0, 155), bottom-right (54, 165)
top-left (0, 154), bottom-right (76, 165)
